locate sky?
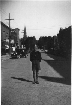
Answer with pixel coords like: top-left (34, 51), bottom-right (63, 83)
top-left (1, 0), bottom-right (71, 40)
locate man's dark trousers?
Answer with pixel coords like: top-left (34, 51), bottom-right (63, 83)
top-left (32, 60), bottom-right (40, 82)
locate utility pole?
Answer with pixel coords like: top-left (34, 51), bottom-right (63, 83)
top-left (22, 26), bottom-right (27, 39)
top-left (21, 26), bottom-right (27, 47)
top-left (21, 31), bottom-right (24, 47)
top-left (5, 13), bottom-right (14, 55)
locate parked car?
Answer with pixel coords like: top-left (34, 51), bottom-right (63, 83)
top-left (11, 51), bottom-right (18, 58)
top-left (19, 49), bottom-right (26, 58)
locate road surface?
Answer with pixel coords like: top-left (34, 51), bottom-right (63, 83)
top-left (1, 52), bottom-right (71, 105)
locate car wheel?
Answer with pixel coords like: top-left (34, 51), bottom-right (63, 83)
top-left (17, 55), bottom-right (19, 59)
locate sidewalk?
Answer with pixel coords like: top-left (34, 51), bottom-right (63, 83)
top-left (1, 54), bottom-right (10, 62)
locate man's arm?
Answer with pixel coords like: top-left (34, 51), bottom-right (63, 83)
top-left (30, 52), bottom-right (33, 62)
top-left (40, 52), bottom-right (41, 62)
top-left (38, 52), bottom-right (41, 62)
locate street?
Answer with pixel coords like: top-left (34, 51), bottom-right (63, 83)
top-left (1, 52), bottom-right (71, 105)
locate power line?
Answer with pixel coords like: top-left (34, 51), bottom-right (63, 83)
top-left (1, 9), bottom-right (9, 26)
top-left (1, 10), bottom-right (20, 31)
top-left (1, 9), bottom-right (20, 30)
top-left (1, 8), bottom-right (8, 16)
top-left (1, 11), bottom-right (8, 17)
top-left (1, 10), bottom-right (17, 28)
top-left (1, 9), bottom-right (18, 27)
top-left (1, 9), bottom-right (8, 17)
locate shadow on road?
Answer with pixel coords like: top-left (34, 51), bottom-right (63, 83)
top-left (10, 58), bottom-right (18, 59)
top-left (11, 77), bottom-right (32, 82)
top-left (42, 54), bottom-right (71, 85)
top-left (46, 54), bottom-right (71, 61)
top-left (39, 76), bottom-right (71, 85)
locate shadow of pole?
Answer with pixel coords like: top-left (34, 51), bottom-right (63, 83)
top-left (11, 77), bottom-right (32, 83)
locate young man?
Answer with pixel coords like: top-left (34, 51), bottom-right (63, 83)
top-left (30, 45), bottom-right (41, 84)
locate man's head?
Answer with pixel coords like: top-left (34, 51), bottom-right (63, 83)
top-left (33, 44), bottom-right (38, 51)
top-left (35, 44), bottom-right (38, 51)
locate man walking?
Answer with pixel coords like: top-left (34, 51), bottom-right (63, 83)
top-left (30, 44), bottom-right (41, 84)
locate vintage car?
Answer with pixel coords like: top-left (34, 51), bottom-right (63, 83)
top-left (19, 49), bottom-right (26, 58)
top-left (16, 48), bottom-right (26, 58)
top-left (11, 51), bottom-right (18, 58)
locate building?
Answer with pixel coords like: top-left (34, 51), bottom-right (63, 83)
top-left (57, 26), bottom-right (71, 58)
top-left (11, 28), bottom-right (20, 48)
top-left (1, 21), bottom-right (20, 54)
top-left (15, 28), bottom-right (20, 47)
top-left (1, 21), bottom-right (11, 48)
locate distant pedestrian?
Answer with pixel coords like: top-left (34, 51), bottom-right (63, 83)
top-left (30, 44), bottom-right (41, 84)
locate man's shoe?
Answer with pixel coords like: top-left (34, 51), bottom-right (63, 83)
top-left (32, 81), bottom-right (35, 84)
top-left (35, 81), bottom-right (39, 84)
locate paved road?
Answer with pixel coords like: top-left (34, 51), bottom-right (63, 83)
top-left (1, 52), bottom-right (71, 105)
top-left (1, 54), bottom-right (10, 62)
